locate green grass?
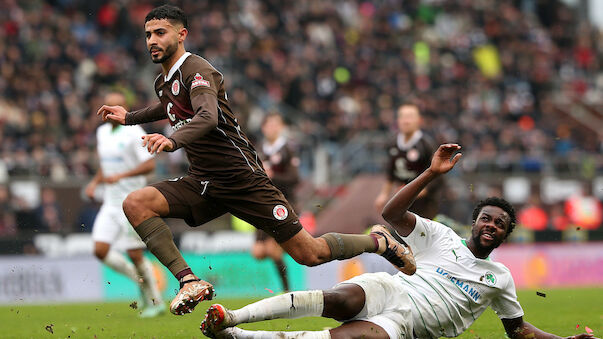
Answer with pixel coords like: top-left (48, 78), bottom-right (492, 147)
top-left (1, 288), bottom-right (601, 338)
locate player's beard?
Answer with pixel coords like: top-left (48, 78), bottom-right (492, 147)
top-left (150, 40), bottom-right (178, 64)
top-left (470, 227), bottom-right (502, 254)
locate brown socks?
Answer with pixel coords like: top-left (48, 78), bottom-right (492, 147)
top-left (134, 217), bottom-right (190, 278)
top-left (319, 233), bottom-right (379, 261)
top-left (273, 258), bottom-right (289, 292)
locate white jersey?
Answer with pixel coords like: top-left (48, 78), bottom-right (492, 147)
top-left (96, 123), bottom-right (153, 206)
top-left (396, 214), bottom-right (524, 338)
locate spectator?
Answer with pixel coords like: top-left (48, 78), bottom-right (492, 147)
top-left (565, 187), bottom-right (603, 230)
top-left (36, 187), bottom-right (63, 233)
top-left (518, 194), bottom-right (548, 231)
top-left (0, 186), bottom-right (17, 237)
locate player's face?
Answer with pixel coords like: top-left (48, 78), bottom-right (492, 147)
top-left (104, 93), bottom-right (127, 107)
top-left (104, 92), bottom-right (127, 126)
top-left (145, 19), bottom-right (182, 64)
top-left (262, 117), bottom-right (283, 142)
top-left (397, 106), bottom-right (421, 135)
top-left (470, 206), bottom-right (510, 252)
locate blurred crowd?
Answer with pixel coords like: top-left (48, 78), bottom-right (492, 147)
top-left (1, 0), bottom-right (602, 180)
top-left (0, 0), bottom-right (602, 238)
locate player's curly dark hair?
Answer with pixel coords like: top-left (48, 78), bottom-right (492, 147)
top-left (145, 4), bottom-right (188, 28)
top-left (471, 197), bottom-right (517, 238)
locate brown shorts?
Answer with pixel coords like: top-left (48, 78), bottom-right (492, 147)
top-left (150, 175), bottom-right (302, 243)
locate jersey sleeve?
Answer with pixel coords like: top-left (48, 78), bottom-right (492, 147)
top-left (489, 269), bottom-right (524, 319)
top-left (130, 126), bottom-right (154, 163)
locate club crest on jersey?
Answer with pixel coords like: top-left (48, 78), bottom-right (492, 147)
top-left (483, 271), bottom-right (496, 286)
top-left (172, 79), bottom-right (180, 95)
top-left (273, 205), bottom-right (288, 221)
top-left (407, 148), bottom-right (419, 162)
top-left (191, 73), bottom-right (210, 89)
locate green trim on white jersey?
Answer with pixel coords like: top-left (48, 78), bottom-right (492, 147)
top-left (460, 238), bottom-right (491, 261)
top-left (394, 213), bottom-right (523, 338)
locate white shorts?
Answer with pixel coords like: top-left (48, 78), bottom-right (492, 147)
top-left (336, 272), bottom-right (414, 339)
top-left (91, 205), bottom-right (145, 250)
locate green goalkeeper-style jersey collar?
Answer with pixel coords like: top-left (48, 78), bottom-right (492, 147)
top-left (461, 238), bottom-right (491, 261)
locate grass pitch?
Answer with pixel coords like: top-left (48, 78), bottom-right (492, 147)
top-left (1, 288), bottom-right (601, 338)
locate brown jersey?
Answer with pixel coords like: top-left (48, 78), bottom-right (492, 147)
top-left (385, 130), bottom-right (443, 218)
top-left (386, 130), bottom-right (435, 185)
top-left (153, 52), bottom-right (263, 184)
top-left (260, 136), bottom-right (300, 203)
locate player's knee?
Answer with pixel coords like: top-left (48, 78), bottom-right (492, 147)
top-left (323, 289), bottom-right (348, 311)
top-left (122, 190), bottom-right (149, 222)
top-left (323, 285), bottom-right (366, 321)
top-left (251, 245), bottom-right (266, 259)
top-left (123, 192), bottom-right (139, 215)
top-left (94, 246), bottom-right (108, 260)
top-left (127, 249), bottom-right (143, 264)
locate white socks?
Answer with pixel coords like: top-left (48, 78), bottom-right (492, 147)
top-left (103, 251), bottom-right (163, 306)
top-left (135, 256), bottom-right (163, 305)
top-left (226, 328), bottom-right (330, 339)
top-left (103, 250), bottom-right (140, 282)
top-left (232, 291), bottom-right (324, 324)
top-left (216, 291), bottom-right (328, 338)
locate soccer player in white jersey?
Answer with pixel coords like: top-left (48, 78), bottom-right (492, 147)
top-left (86, 91), bottom-right (165, 318)
top-left (200, 144), bottom-right (596, 339)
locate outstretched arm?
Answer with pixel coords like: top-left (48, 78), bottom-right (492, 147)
top-left (502, 317), bottom-right (597, 339)
top-left (97, 102), bottom-right (165, 125)
top-left (382, 143), bottom-right (462, 236)
top-left (85, 167), bottom-right (103, 201)
top-left (103, 158), bottom-right (156, 184)
top-left (125, 102), bottom-right (166, 125)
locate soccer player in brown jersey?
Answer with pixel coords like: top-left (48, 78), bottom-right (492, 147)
top-left (374, 104), bottom-right (443, 219)
top-left (97, 4), bottom-right (415, 316)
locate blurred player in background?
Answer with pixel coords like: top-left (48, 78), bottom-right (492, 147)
top-left (202, 144), bottom-right (596, 339)
top-left (252, 113), bottom-right (301, 293)
top-left (374, 104), bottom-right (442, 219)
top-left (97, 4), bottom-right (415, 316)
top-left (86, 91), bottom-right (165, 318)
